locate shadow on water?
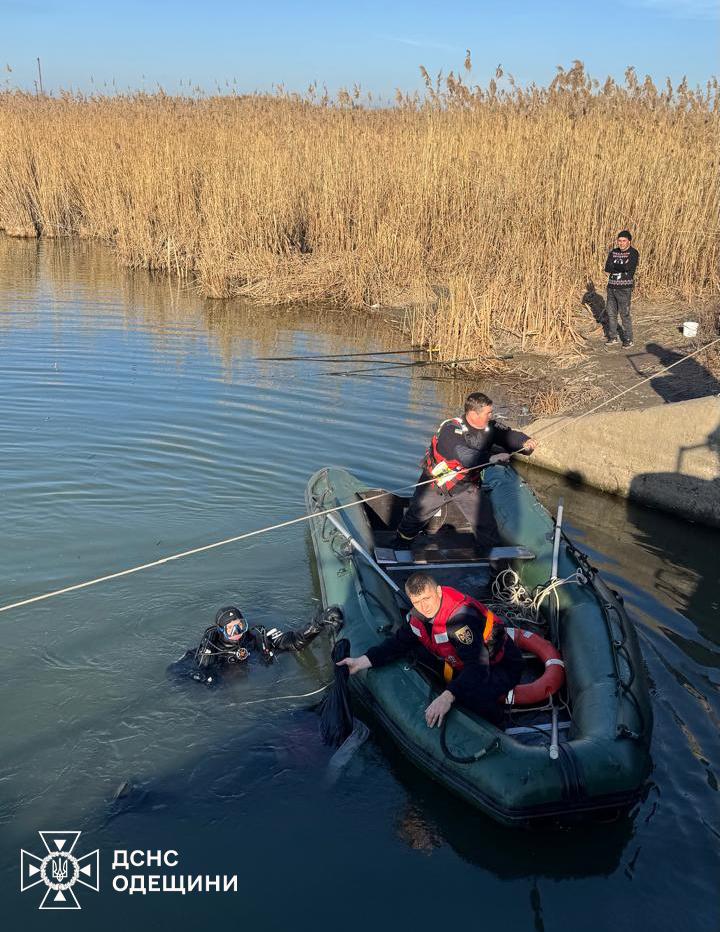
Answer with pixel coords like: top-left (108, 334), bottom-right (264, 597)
top-left (361, 728), bottom-right (638, 877)
top-left (26, 706), bottom-right (639, 932)
top-left (628, 419), bottom-right (720, 528)
top-left (625, 425), bottom-right (720, 650)
top-left (3, 236), bottom-right (720, 932)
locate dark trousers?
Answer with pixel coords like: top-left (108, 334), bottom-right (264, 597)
top-left (412, 639), bottom-right (523, 725)
top-left (464, 660), bottom-right (524, 725)
top-left (606, 287), bottom-right (633, 342)
top-left (397, 474), bottom-right (500, 549)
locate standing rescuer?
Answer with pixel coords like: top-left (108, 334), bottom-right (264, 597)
top-left (604, 229), bottom-right (639, 348)
top-left (393, 392), bottom-right (536, 550)
top-left (337, 572), bottom-right (524, 726)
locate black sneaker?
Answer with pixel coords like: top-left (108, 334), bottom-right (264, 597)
top-left (622, 340), bottom-right (634, 348)
top-left (605, 338), bottom-right (620, 346)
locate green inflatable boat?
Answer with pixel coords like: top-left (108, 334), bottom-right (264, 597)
top-left (306, 465), bottom-right (653, 828)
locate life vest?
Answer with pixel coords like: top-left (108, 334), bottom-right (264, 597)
top-left (407, 586), bottom-right (506, 683)
top-left (422, 417), bottom-right (480, 491)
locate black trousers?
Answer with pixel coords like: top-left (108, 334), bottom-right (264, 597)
top-left (396, 473), bottom-right (500, 549)
top-left (412, 640), bottom-right (524, 725)
top-left (606, 287), bottom-right (633, 342)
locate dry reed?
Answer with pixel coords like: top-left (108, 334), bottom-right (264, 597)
top-left (0, 60), bottom-right (717, 359)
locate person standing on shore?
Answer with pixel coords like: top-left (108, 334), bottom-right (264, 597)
top-left (604, 230), bottom-right (639, 348)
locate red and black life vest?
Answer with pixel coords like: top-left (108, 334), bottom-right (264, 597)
top-left (422, 417), bottom-right (479, 491)
top-left (407, 586), bottom-right (506, 682)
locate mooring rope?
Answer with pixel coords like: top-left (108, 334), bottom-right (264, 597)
top-left (1, 335), bottom-right (718, 615)
top-left (0, 470), bottom-right (491, 614)
top-left (533, 334), bottom-right (720, 441)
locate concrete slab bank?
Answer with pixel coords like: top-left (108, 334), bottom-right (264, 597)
top-left (525, 395), bottom-right (720, 528)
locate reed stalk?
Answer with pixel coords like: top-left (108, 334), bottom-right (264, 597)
top-left (0, 61), bottom-right (717, 357)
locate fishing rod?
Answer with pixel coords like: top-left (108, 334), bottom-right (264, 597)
top-left (257, 348), bottom-right (419, 361)
top-left (1, 335), bottom-right (718, 616)
top-left (324, 353), bottom-right (513, 377)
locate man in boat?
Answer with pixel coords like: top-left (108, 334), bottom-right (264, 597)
top-left (393, 392), bottom-right (536, 550)
top-left (171, 604), bottom-right (344, 685)
top-left (337, 572), bottom-right (523, 726)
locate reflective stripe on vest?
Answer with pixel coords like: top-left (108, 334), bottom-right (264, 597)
top-left (423, 417), bottom-right (474, 491)
top-left (408, 586), bottom-right (504, 674)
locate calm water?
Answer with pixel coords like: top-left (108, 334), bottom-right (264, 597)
top-left (1, 238), bottom-right (718, 931)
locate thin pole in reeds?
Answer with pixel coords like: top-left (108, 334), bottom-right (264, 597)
top-left (36, 57), bottom-right (43, 95)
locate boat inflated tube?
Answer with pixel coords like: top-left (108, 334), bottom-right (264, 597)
top-left (321, 510), bottom-right (410, 605)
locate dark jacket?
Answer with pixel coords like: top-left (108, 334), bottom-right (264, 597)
top-left (434, 417), bottom-right (530, 473)
top-left (366, 603), bottom-right (523, 707)
top-left (605, 246), bottom-right (639, 288)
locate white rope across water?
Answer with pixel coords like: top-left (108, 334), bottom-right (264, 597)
top-left (0, 473), bottom-right (469, 614)
top-left (233, 684), bottom-right (330, 708)
top-left (534, 334), bottom-right (720, 441)
top-left (2, 335), bottom-right (719, 616)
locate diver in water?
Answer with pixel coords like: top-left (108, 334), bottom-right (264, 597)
top-left (171, 604), bottom-right (344, 686)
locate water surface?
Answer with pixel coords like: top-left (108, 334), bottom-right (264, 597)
top-left (0, 238), bottom-right (718, 931)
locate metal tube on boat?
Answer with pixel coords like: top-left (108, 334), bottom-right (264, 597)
top-left (549, 497), bottom-right (564, 761)
top-left (549, 701), bottom-right (560, 760)
top-left (321, 510), bottom-right (408, 600)
top-left (551, 498), bottom-right (564, 581)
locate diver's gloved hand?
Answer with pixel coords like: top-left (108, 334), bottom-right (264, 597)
top-left (262, 609), bottom-right (343, 654)
top-left (251, 626), bottom-right (276, 664)
top-left (320, 605), bottom-right (344, 631)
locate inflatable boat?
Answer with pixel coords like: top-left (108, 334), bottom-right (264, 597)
top-left (306, 465), bottom-right (653, 827)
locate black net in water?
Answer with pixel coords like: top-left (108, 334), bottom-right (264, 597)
top-left (319, 638), bottom-right (354, 747)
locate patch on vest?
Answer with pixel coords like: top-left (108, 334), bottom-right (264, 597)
top-left (454, 625), bottom-right (474, 645)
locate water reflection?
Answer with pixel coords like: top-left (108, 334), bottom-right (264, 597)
top-left (1, 236), bottom-right (719, 932)
top-left (0, 236), bottom-right (522, 416)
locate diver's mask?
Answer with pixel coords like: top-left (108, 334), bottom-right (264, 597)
top-left (215, 606), bottom-right (248, 643)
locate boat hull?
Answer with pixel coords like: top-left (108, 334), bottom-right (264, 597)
top-left (306, 466), bottom-right (653, 827)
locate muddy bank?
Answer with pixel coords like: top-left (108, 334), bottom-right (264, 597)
top-left (525, 395), bottom-right (720, 527)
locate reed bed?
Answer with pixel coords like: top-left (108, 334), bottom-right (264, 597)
top-left (0, 61), bottom-right (717, 358)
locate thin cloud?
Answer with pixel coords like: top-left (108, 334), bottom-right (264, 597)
top-left (379, 35), bottom-right (461, 53)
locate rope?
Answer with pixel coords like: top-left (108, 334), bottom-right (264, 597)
top-left (490, 567), bottom-right (586, 623)
top-left (232, 684), bottom-right (330, 708)
top-left (534, 335), bottom-right (720, 441)
top-left (2, 335), bottom-right (718, 616)
top-left (0, 469), bottom-right (489, 614)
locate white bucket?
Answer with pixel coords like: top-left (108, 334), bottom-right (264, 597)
top-left (683, 321), bottom-right (699, 338)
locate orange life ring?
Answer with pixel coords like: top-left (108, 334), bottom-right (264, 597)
top-left (504, 628), bottom-right (565, 706)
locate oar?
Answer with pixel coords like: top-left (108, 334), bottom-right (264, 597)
top-left (322, 510), bottom-right (409, 603)
top-left (257, 348), bottom-right (419, 361)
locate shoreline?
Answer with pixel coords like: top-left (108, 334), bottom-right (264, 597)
top-left (2, 230), bottom-right (717, 421)
top-left (524, 395), bottom-right (720, 528)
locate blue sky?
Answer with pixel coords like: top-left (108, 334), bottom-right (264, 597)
top-left (1, 0), bottom-right (718, 98)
